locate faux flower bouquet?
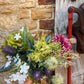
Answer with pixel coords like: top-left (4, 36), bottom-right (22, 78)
top-left (0, 26), bottom-right (78, 84)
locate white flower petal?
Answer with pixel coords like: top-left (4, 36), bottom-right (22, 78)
top-left (4, 79), bottom-right (12, 84)
top-left (14, 33), bottom-right (21, 40)
top-left (20, 27), bottom-right (24, 32)
top-left (32, 34), bottom-right (36, 37)
top-left (20, 63), bottom-right (30, 74)
top-left (6, 55), bottom-right (12, 61)
top-left (14, 58), bottom-right (17, 62)
top-left (9, 72), bottom-right (27, 84)
top-left (16, 54), bottom-right (20, 59)
top-left (16, 59), bottom-right (21, 66)
top-left (4, 61), bottom-right (11, 68)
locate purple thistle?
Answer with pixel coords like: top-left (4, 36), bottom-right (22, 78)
top-left (44, 69), bottom-right (54, 76)
top-left (33, 70), bottom-right (42, 81)
top-left (3, 46), bottom-right (17, 56)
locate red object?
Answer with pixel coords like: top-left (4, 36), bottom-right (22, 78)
top-left (68, 12), bottom-right (73, 39)
top-left (68, 7), bottom-right (74, 84)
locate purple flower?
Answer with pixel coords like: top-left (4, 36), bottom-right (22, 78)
top-left (52, 34), bottom-right (72, 53)
top-left (44, 69), bottom-right (54, 76)
top-left (3, 46), bottom-right (17, 56)
top-left (33, 70), bottom-right (42, 81)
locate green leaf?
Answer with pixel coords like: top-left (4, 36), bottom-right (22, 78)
top-left (28, 32), bottom-right (34, 49)
top-left (45, 35), bottom-right (51, 44)
top-left (0, 61), bottom-right (15, 73)
top-left (22, 25), bottom-right (30, 49)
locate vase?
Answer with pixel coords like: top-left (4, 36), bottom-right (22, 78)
top-left (24, 77), bottom-right (32, 84)
top-left (40, 77), bottom-right (48, 84)
top-left (24, 77), bottom-right (48, 84)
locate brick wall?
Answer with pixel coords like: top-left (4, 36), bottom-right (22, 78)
top-left (0, 0), bottom-right (55, 60)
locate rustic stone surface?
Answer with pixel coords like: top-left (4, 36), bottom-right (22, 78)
top-left (0, 6), bottom-right (17, 14)
top-left (19, 19), bottom-right (37, 30)
top-left (0, 14), bottom-right (18, 31)
top-left (19, 9), bottom-right (30, 19)
top-left (0, 0), bottom-right (18, 5)
top-left (0, 33), bottom-right (6, 48)
top-left (38, 0), bottom-right (55, 5)
top-left (0, 16), bottom-right (37, 32)
top-left (31, 8), bottom-right (52, 20)
top-left (19, 1), bottom-right (36, 9)
top-left (40, 20), bottom-right (54, 30)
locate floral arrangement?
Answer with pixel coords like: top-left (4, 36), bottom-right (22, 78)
top-left (0, 26), bottom-right (79, 84)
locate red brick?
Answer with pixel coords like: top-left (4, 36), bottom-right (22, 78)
top-left (40, 20), bottom-right (54, 30)
top-left (38, 0), bottom-right (55, 5)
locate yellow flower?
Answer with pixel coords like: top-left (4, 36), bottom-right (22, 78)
top-left (35, 40), bottom-right (47, 50)
top-left (28, 51), bottom-right (41, 62)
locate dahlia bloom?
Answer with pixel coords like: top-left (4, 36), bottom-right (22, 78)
top-left (52, 34), bottom-right (72, 53)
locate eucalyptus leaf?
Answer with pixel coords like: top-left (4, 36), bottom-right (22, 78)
top-left (45, 35), bottom-right (51, 44)
top-left (28, 32), bottom-right (34, 49)
top-left (22, 25), bottom-right (29, 48)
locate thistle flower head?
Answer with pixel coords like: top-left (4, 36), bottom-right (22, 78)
top-left (3, 45), bottom-right (17, 56)
top-left (44, 68), bottom-right (54, 76)
top-left (44, 57), bottom-right (58, 70)
top-left (33, 70), bottom-right (42, 81)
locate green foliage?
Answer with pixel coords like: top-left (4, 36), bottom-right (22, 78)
top-left (1, 27), bottom-right (79, 84)
top-left (2, 31), bottom-right (22, 49)
top-left (45, 35), bottom-right (51, 44)
top-left (22, 25), bottom-right (29, 49)
top-left (22, 25), bottom-right (34, 51)
top-left (28, 61), bottom-right (44, 71)
top-left (0, 61), bottom-right (15, 73)
top-left (28, 32), bottom-right (34, 49)
top-left (28, 42), bottom-right (62, 62)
